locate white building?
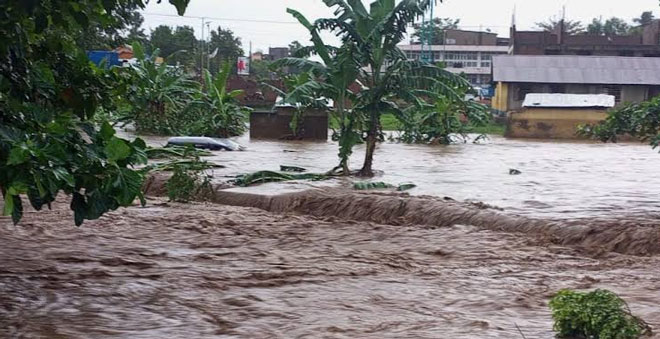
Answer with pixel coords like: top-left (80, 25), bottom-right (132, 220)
top-left (399, 44), bottom-right (509, 86)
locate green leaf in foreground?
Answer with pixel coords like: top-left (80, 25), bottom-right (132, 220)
top-left (549, 289), bottom-right (651, 339)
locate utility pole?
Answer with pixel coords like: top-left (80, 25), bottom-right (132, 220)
top-left (200, 17), bottom-right (205, 77)
top-left (206, 21), bottom-right (212, 72)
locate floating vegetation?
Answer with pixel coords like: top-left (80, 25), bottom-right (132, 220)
top-left (353, 182), bottom-right (417, 191)
top-left (146, 146), bottom-right (213, 159)
top-left (234, 170), bottom-right (329, 187)
top-left (280, 165), bottom-right (308, 173)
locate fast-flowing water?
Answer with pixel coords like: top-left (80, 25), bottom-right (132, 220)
top-left (3, 132), bottom-right (660, 338)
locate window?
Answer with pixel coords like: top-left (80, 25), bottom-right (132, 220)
top-left (480, 53), bottom-right (494, 67)
top-left (480, 75), bottom-right (492, 84)
top-left (467, 74), bottom-right (479, 84)
top-left (445, 52), bottom-right (478, 67)
top-left (603, 86), bottom-right (622, 103)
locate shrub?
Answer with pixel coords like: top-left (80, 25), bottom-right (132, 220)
top-left (549, 289), bottom-right (651, 339)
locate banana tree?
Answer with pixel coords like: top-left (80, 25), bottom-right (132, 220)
top-left (120, 41), bottom-right (199, 134)
top-left (271, 9), bottom-right (361, 174)
top-left (263, 71), bottom-right (330, 138)
top-left (316, 0), bottom-right (469, 176)
top-left (276, 0), bottom-right (468, 176)
top-left (197, 62), bottom-right (250, 137)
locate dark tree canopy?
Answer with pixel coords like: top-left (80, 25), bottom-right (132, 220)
top-left (0, 0), bottom-right (189, 225)
top-left (412, 17), bottom-right (460, 45)
top-left (149, 25), bottom-right (198, 69)
top-left (535, 18), bottom-right (585, 35)
top-left (207, 26), bottom-right (244, 74)
top-left (633, 11), bottom-right (655, 26)
top-left (587, 17), bottom-right (632, 35)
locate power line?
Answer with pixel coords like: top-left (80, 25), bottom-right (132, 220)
top-left (143, 12), bottom-right (299, 25)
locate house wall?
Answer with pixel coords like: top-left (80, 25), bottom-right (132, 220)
top-left (499, 83), bottom-right (651, 111)
top-left (250, 108), bottom-right (328, 141)
top-left (507, 108), bottom-right (608, 139)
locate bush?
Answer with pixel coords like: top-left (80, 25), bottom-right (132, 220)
top-left (166, 165), bottom-right (213, 203)
top-left (549, 289), bottom-right (651, 339)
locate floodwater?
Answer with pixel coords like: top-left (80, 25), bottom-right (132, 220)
top-left (2, 198), bottom-right (660, 338)
top-left (140, 133), bottom-right (660, 219)
top-left (3, 132), bottom-right (660, 338)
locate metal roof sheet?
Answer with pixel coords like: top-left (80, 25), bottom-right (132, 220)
top-left (493, 55), bottom-right (660, 85)
top-left (522, 93), bottom-right (615, 108)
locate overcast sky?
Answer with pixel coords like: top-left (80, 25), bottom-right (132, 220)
top-left (141, 0), bottom-right (660, 53)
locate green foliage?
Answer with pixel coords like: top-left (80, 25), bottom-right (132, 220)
top-left (353, 182), bottom-right (393, 190)
top-left (412, 17), bottom-right (461, 45)
top-left (264, 71), bottom-right (329, 137)
top-left (353, 182), bottom-right (416, 191)
top-left (396, 89), bottom-right (492, 144)
top-left (579, 96), bottom-right (660, 150)
top-left (166, 165), bottom-right (212, 203)
top-left (117, 46), bottom-right (248, 137)
top-left (0, 0), bottom-right (188, 225)
top-left (275, 0), bottom-right (468, 176)
top-left (150, 25), bottom-right (199, 70)
top-left (280, 165), bottom-right (307, 173)
top-left (187, 62), bottom-right (250, 137)
top-left (233, 171), bottom-right (329, 187)
top-left (587, 17), bottom-right (631, 36)
top-left (146, 146), bottom-right (213, 159)
top-left (207, 26), bottom-right (244, 75)
top-left (549, 289), bottom-right (651, 339)
top-left (536, 18), bottom-right (585, 34)
top-left (118, 41), bottom-right (200, 134)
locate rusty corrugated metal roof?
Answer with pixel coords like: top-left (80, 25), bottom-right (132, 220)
top-left (493, 55), bottom-right (660, 85)
top-left (523, 93), bottom-right (615, 108)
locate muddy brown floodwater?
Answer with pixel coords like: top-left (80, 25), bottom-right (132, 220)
top-left (2, 134), bottom-right (660, 338)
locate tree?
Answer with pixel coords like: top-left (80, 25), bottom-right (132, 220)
top-left (78, 3), bottom-right (148, 50)
top-left (0, 0), bottom-right (190, 225)
top-left (207, 26), bottom-right (244, 75)
top-left (288, 41), bottom-right (304, 57)
top-left (150, 25), bottom-right (176, 56)
top-left (411, 17), bottom-right (460, 45)
top-left (149, 25), bottom-right (198, 69)
top-left (264, 72), bottom-right (330, 138)
top-left (536, 18), bottom-right (585, 35)
top-left (587, 17), bottom-right (605, 35)
top-left (119, 42), bottom-right (199, 135)
top-left (587, 17), bottom-right (631, 35)
top-left (633, 11), bottom-right (655, 26)
top-left (274, 0), bottom-right (468, 177)
top-left (250, 59), bottom-right (272, 79)
top-left (603, 17), bottom-right (631, 36)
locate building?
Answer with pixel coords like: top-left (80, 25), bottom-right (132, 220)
top-left (251, 51), bottom-right (264, 61)
top-left (268, 47), bottom-right (289, 61)
top-left (508, 93), bottom-right (614, 139)
top-left (510, 20), bottom-right (660, 57)
top-left (400, 29), bottom-right (509, 86)
top-left (492, 55), bottom-right (660, 112)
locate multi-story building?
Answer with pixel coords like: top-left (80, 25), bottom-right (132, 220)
top-left (510, 20), bottom-right (660, 57)
top-left (399, 29), bottom-right (510, 86)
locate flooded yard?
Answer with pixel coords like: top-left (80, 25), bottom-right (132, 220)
top-left (154, 133), bottom-right (660, 219)
top-left (3, 133), bottom-right (660, 338)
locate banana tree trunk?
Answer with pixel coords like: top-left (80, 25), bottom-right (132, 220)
top-left (358, 112), bottom-right (379, 177)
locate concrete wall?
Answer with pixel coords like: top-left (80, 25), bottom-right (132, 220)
top-left (507, 108), bottom-right (608, 139)
top-left (445, 30), bottom-right (497, 46)
top-left (498, 83), bottom-right (652, 111)
top-left (250, 107), bottom-right (328, 141)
